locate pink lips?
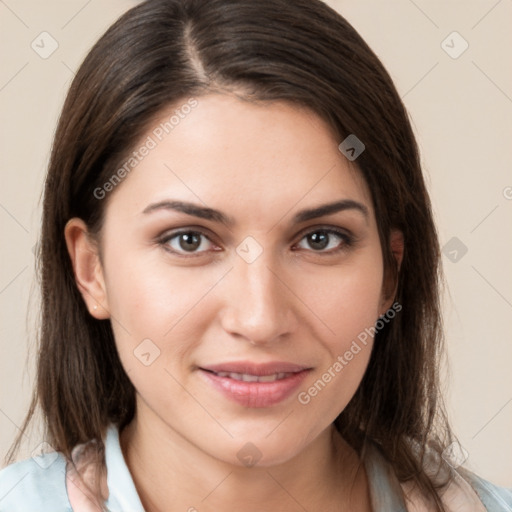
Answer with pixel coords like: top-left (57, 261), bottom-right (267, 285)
top-left (199, 361), bottom-right (311, 408)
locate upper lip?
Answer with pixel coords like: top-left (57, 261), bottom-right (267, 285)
top-left (200, 361), bottom-right (311, 376)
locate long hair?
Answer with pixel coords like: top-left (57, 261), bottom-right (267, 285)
top-left (8, 0), bottom-right (455, 508)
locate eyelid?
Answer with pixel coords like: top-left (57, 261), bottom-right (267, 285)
top-left (294, 223), bottom-right (353, 240)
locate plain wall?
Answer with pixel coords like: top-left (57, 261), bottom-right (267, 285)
top-left (1, 0), bottom-right (511, 486)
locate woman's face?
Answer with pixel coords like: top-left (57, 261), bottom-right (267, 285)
top-left (77, 93), bottom-right (397, 466)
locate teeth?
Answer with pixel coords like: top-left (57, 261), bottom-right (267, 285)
top-left (214, 371), bottom-right (290, 382)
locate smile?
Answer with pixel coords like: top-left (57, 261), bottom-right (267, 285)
top-left (198, 361), bottom-right (312, 408)
top-left (209, 371), bottom-right (291, 382)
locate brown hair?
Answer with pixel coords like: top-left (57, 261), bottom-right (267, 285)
top-left (9, 0), bottom-right (457, 508)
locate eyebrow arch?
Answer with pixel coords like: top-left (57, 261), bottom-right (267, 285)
top-left (142, 200), bottom-right (235, 226)
top-left (141, 198), bottom-right (369, 226)
top-left (291, 199), bottom-right (368, 224)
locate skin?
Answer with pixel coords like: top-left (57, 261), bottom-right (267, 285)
top-left (65, 93), bottom-right (403, 511)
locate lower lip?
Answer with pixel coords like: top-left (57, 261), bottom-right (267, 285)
top-left (199, 369), bottom-right (311, 408)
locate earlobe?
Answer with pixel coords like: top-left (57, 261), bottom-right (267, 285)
top-left (64, 218), bottom-right (110, 319)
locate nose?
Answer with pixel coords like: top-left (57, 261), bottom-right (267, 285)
top-left (219, 251), bottom-right (297, 346)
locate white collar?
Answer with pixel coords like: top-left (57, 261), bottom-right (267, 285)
top-left (104, 425), bottom-right (145, 511)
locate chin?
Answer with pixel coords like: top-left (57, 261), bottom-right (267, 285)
top-left (211, 429), bottom-right (312, 469)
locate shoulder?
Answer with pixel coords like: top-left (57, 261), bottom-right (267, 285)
top-left (0, 452), bottom-right (72, 511)
top-left (462, 470), bottom-right (512, 512)
top-left (363, 438), bottom-right (511, 511)
top-left (401, 469), bottom-right (512, 512)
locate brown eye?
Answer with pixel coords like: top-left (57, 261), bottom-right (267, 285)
top-left (161, 230), bottom-right (215, 255)
top-left (306, 231), bottom-right (330, 251)
top-left (295, 228), bottom-right (352, 253)
top-left (177, 232), bottom-right (202, 252)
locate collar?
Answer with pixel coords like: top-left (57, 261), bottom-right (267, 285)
top-left (103, 424), bottom-right (409, 511)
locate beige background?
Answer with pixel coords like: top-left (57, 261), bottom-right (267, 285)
top-left (1, 0), bottom-right (511, 487)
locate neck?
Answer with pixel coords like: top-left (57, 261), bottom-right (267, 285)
top-left (120, 409), bottom-right (370, 511)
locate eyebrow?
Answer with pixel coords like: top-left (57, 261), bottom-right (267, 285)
top-left (142, 199), bottom-right (369, 226)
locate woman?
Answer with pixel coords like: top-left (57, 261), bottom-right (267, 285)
top-left (1, 0), bottom-right (510, 510)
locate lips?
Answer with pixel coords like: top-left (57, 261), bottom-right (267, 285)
top-left (209, 371), bottom-right (290, 382)
top-left (198, 361), bottom-right (312, 408)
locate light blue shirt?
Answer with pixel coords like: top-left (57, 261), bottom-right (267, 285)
top-left (1, 425), bottom-right (511, 511)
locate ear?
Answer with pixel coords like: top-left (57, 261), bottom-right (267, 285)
top-left (64, 218), bottom-right (110, 320)
top-left (379, 229), bottom-right (404, 315)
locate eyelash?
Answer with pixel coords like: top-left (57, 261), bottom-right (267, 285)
top-left (157, 226), bottom-right (355, 258)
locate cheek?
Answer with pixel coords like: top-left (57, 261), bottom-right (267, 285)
top-left (101, 243), bottom-right (226, 375)
top-left (293, 251), bottom-right (383, 413)
top-left (103, 239), bottom-right (220, 331)
top-left (299, 251), bottom-right (384, 347)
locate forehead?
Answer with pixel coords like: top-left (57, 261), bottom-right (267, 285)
top-left (105, 93), bottom-right (373, 221)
